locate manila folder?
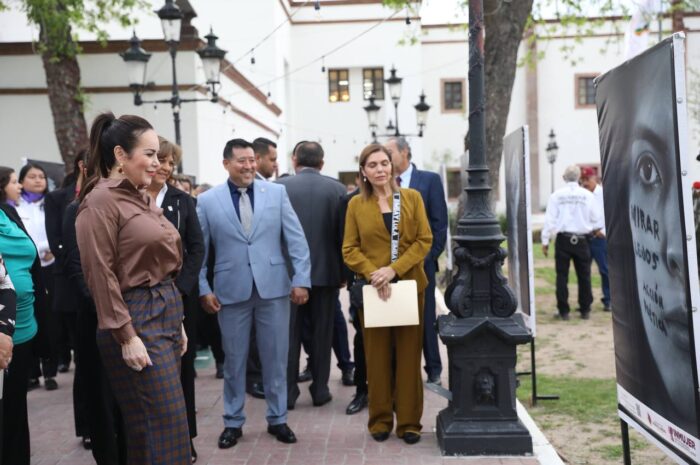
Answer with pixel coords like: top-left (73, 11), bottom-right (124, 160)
top-left (362, 280), bottom-right (419, 328)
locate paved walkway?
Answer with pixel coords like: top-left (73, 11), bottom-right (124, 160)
top-left (26, 294), bottom-right (554, 465)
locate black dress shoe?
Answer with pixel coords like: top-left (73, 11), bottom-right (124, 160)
top-left (267, 423), bottom-right (297, 444)
top-left (248, 381), bottom-right (265, 399)
top-left (297, 366), bottom-right (311, 383)
top-left (427, 375), bottom-right (442, 386)
top-left (341, 368), bottom-right (354, 386)
top-left (44, 378), bottom-right (58, 391)
top-left (57, 363), bottom-right (69, 373)
top-left (217, 427), bottom-right (241, 449)
top-left (371, 431), bottom-right (390, 442)
top-left (215, 363), bottom-right (224, 379)
top-left (345, 392), bottom-right (368, 415)
top-left (312, 394), bottom-right (332, 407)
top-left (403, 432), bottom-right (421, 444)
top-left (81, 436), bottom-right (92, 450)
top-left (581, 311), bottom-right (591, 320)
top-left (190, 439), bottom-right (197, 463)
top-left (27, 378), bottom-right (40, 391)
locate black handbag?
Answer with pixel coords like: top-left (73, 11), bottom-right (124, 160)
top-left (348, 192), bottom-right (401, 309)
top-left (349, 278), bottom-right (367, 309)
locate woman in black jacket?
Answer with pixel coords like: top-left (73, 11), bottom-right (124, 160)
top-left (63, 199), bottom-right (126, 465)
top-left (146, 137), bottom-right (204, 462)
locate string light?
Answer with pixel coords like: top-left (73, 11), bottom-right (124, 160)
top-left (250, 49), bottom-right (256, 65)
top-left (218, 8), bottom-right (403, 100)
top-left (321, 56), bottom-right (326, 73)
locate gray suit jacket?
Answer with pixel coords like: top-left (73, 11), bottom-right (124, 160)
top-left (197, 180), bottom-right (311, 305)
top-left (276, 168), bottom-right (346, 287)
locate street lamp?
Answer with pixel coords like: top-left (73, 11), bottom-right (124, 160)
top-left (363, 96), bottom-right (380, 142)
top-left (546, 129), bottom-right (559, 194)
top-left (414, 91), bottom-right (430, 137)
top-left (121, 0), bottom-right (227, 170)
top-left (362, 66), bottom-right (430, 139)
top-left (156, 0), bottom-right (182, 43)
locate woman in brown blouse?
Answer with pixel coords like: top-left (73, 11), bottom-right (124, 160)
top-left (76, 112), bottom-right (190, 465)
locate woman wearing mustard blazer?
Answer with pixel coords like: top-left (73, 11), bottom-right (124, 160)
top-left (342, 144), bottom-right (432, 445)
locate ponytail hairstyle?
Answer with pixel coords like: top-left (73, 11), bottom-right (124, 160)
top-left (61, 148), bottom-right (89, 188)
top-left (79, 112), bottom-right (153, 202)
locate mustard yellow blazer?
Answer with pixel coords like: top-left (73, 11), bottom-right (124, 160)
top-left (343, 188), bottom-right (433, 292)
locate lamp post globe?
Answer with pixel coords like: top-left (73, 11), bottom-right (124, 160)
top-left (156, 0), bottom-right (183, 44)
top-left (414, 91), bottom-right (430, 136)
top-left (363, 96), bottom-right (380, 129)
top-left (120, 32), bottom-right (151, 104)
top-left (546, 129), bottom-right (559, 165)
top-left (546, 129), bottom-right (559, 193)
top-left (385, 65), bottom-right (403, 103)
top-left (197, 28), bottom-right (227, 100)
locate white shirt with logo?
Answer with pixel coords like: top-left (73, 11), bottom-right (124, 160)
top-left (541, 182), bottom-right (600, 246)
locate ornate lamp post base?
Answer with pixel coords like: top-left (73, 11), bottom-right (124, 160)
top-left (436, 313), bottom-right (533, 456)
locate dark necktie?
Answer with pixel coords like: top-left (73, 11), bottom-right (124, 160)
top-left (396, 176), bottom-right (402, 187)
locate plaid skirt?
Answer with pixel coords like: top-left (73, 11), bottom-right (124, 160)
top-left (96, 280), bottom-right (190, 465)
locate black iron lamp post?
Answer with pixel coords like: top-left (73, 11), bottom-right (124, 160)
top-left (121, 0), bottom-right (226, 161)
top-left (362, 66), bottom-right (430, 141)
top-left (436, 0), bottom-right (532, 456)
top-left (546, 129), bottom-right (559, 194)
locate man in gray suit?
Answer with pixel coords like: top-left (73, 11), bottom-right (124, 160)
top-left (198, 138), bottom-right (311, 448)
top-left (277, 141), bottom-right (346, 408)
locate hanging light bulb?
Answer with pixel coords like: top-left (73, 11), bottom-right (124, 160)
top-left (405, 8), bottom-right (411, 25)
top-left (250, 49), bottom-right (256, 65)
top-left (314, 0), bottom-right (322, 21)
top-left (321, 56), bottom-right (326, 73)
top-left (266, 91), bottom-right (272, 106)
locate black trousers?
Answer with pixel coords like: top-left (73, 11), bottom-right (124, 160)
top-left (332, 292), bottom-right (353, 372)
top-left (180, 292), bottom-right (198, 439)
top-left (31, 265), bottom-right (60, 379)
top-left (288, 286), bottom-right (336, 404)
top-left (349, 303), bottom-right (368, 395)
top-left (75, 308), bottom-right (127, 465)
top-left (555, 233), bottom-right (593, 315)
top-left (197, 310), bottom-right (225, 365)
top-left (3, 340), bottom-right (33, 465)
top-left (66, 311), bottom-right (90, 438)
top-left (57, 311), bottom-right (75, 366)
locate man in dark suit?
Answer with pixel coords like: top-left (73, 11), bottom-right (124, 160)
top-left (243, 137), bottom-right (280, 400)
top-left (385, 137), bottom-right (448, 385)
top-left (277, 141), bottom-right (346, 408)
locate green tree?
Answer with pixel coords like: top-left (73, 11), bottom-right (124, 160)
top-left (1, 0), bottom-right (145, 170)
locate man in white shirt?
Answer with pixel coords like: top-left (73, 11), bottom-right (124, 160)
top-left (580, 167), bottom-right (610, 312)
top-left (541, 165), bottom-right (600, 320)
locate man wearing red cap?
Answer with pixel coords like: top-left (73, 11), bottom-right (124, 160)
top-left (580, 166), bottom-right (611, 312)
